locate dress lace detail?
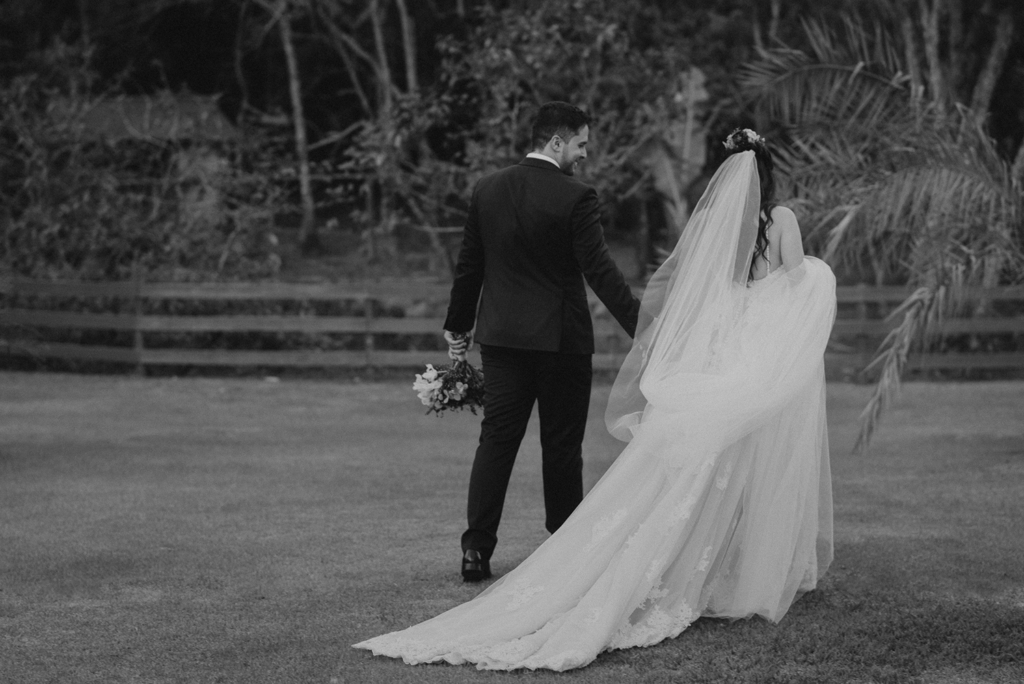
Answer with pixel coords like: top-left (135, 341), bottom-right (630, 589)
top-left (609, 602), bottom-right (698, 650)
top-left (501, 577), bottom-right (544, 611)
top-left (696, 545), bottom-right (714, 573)
top-left (645, 557), bottom-right (667, 583)
top-left (584, 508), bottom-right (627, 552)
top-left (716, 460), bottom-right (735, 490)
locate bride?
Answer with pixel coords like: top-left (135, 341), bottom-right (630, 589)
top-left (353, 129), bottom-right (837, 671)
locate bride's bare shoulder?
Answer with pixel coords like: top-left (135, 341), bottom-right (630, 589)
top-left (769, 204), bottom-right (805, 266)
top-left (769, 205), bottom-right (798, 228)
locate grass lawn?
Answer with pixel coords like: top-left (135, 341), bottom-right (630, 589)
top-left (1, 372), bottom-right (1022, 684)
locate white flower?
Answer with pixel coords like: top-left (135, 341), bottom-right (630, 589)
top-left (412, 375), bottom-right (437, 393)
top-left (413, 366), bottom-right (444, 406)
top-left (723, 128), bottom-right (765, 151)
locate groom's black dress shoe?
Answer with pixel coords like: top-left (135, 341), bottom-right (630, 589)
top-left (461, 549), bottom-right (492, 582)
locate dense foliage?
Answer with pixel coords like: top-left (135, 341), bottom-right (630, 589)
top-left (6, 0), bottom-right (956, 279)
top-left (341, 0), bottom-right (693, 242)
top-left (0, 41), bottom-right (284, 280)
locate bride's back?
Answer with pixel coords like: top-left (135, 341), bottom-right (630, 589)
top-left (749, 205), bottom-right (803, 281)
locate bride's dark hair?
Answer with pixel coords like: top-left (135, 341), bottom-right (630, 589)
top-left (723, 128), bottom-right (776, 281)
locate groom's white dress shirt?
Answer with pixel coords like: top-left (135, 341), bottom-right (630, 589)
top-left (526, 152), bottom-right (561, 168)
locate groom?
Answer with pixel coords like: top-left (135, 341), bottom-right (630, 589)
top-left (443, 102), bottom-right (641, 581)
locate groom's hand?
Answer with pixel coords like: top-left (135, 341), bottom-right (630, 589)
top-left (444, 330), bottom-right (473, 361)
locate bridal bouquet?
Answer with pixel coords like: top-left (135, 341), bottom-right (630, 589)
top-left (413, 359), bottom-right (486, 416)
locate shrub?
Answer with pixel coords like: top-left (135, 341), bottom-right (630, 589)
top-left (0, 39), bottom-right (283, 282)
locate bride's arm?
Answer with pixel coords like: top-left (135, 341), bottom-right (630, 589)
top-left (772, 206), bottom-right (805, 271)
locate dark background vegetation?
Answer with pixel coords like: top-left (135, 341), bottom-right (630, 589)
top-left (2, 0), bottom-right (1023, 282)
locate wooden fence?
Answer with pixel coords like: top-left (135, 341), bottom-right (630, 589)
top-left (1, 278), bottom-right (1023, 374)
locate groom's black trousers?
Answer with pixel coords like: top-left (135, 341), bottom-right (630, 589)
top-left (462, 345), bottom-right (593, 560)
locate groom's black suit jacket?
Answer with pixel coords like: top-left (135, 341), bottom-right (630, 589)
top-left (444, 157), bottom-right (640, 352)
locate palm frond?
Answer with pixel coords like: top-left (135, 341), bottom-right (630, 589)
top-left (740, 12), bottom-right (1024, 452)
top-left (742, 60), bottom-right (907, 134)
top-left (781, 104), bottom-right (1024, 286)
top-left (801, 14), bottom-right (905, 76)
top-left (742, 17), bottom-right (909, 135)
top-left (821, 205), bottom-right (860, 263)
top-left (854, 286), bottom-right (934, 453)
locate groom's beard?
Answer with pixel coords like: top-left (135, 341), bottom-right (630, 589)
top-left (560, 159), bottom-right (579, 176)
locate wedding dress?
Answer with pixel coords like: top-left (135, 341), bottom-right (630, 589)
top-left (353, 151), bottom-right (837, 671)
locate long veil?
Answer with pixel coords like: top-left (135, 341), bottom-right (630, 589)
top-left (606, 151), bottom-right (760, 441)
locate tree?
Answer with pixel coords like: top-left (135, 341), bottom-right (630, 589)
top-left (309, 0), bottom-right (433, 260)
top-left (741, 10), bottom-right (1024, 451)
top-left (246, 0), bottom-right (317, 251)
top-left (432, 1), bottom-right (698, 222)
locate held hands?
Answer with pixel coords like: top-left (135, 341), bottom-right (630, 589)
top-left (444, 330), bottom-right (473, 362)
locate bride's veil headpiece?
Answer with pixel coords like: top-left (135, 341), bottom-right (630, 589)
top-left (606, 151), bottom-right (760, 440)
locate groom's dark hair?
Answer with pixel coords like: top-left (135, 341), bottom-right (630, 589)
top-left (531, 102), bottom-right (590, 150)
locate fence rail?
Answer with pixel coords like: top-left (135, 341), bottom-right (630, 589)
top-left (2, 278), bottom-right (1023, 373)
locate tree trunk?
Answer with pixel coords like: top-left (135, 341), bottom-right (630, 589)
top-left (368, 0), bottom-right (398, 258)
top-left (369, 0), bottom-right (393, 111)
top-left (946, 0), bottom-right (964, 98)
top-left (918, 0), bottom-right (945, 111)
top-left (969, 10), bottom-right (1014, 114)
top-left (335, 33), bottom-right (373, 116)
top-left (768, 0), bottom-right (781, 44)
top-left (1012, 139), bottom-right (1024, 187)
top-left (278, 7), bottom-right (317, 249)
top-left (393, 0), bottom-right (418, 93)
top-left (77, 0), bottom-right (91, 50)
top-left (751, 15), bottom-right (764, 53)
top-left (901, 12), bottom-right (923, 111)
top-left (319, 15), bottom-right (377, 115)
top-left (234, 0), bottom-right (251, 115)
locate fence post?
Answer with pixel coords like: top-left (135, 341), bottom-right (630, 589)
top-left (855, 283), bottom-right (868, 322)
top-left (856, 282), bottom-right (870, 368)
top-left (132, 263), bottom-right (145, 375)
top-left (364, 294), bottom-right (375, 368)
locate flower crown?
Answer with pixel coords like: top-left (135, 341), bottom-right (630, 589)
top-left (723, 128), bottom-right (766, 152)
